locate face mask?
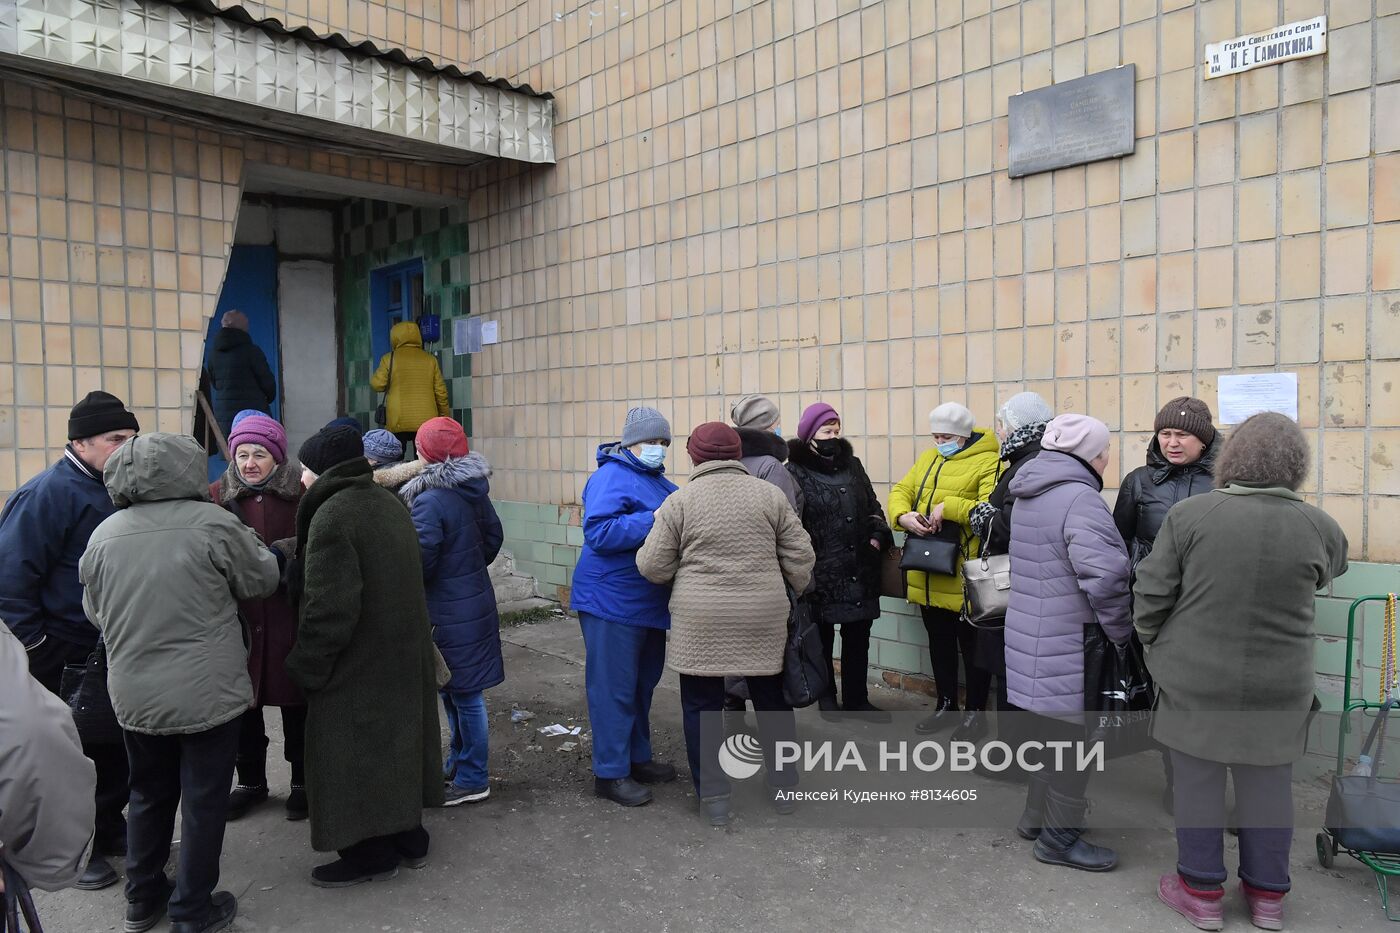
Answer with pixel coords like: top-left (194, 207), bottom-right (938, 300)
top-left (637, 444), bottom-right (667, 469)
top-left (936, 440), bottom-right (963, 458)
top-left (772, 427), bottom-right (782, 438)
top-left (811, 438), bottom-right (842, 458)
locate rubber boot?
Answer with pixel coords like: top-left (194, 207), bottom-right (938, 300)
top-left (1016, 774), bottom-right (1051, 840)
top-left (1032, 788), bottom-right (1118, 872)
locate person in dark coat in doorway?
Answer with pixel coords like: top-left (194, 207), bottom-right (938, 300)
top-left (210, 413), bottom-right (309, 824)
top-left (0, 390), bottom-right (138, 891)
top-left (287, 426), bottom-right (444, 888)
top-left (207, 310), bottom-right (277, 439)
top-left (786, 403), bottom-right (894, 719)
top-left (400, 417), bottom-right (505, 807)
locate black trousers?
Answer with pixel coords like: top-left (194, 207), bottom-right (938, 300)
top-left (338, 825), bottom-right (430, 872)
top-left (816, 619), bottom-right (874, 705)
top-left (679, 673), bottom-right (797, 799)
top-left (920, 606), bottom-right (990, 710)
top-left (1020, 711), bottom-right (1093, 799)
top-left (236, 704), bottom-right (307, 787)
top-left (124, 719), bottom-right (239, 922)
top-left (1171, 749), bottom-right (1293, 892)
top-left (28, 636), bottom-right (130, 852)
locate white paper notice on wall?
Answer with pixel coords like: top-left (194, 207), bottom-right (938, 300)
top-left (1217, 373), bottom-right (1299, 424)
top-left (481, 320), bottom-right (500, 345)
top-left (452, 317), bottom-right (476, 355)
top-left (1204, 16), bottom-right (1326, 79)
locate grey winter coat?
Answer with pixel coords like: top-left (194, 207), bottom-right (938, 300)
top-left (736, 428), bottom-right (802, 513)
top-left (1003, 451), bottom-right (1133, 715)
top-left (80, 434), bottom-right (281, 735)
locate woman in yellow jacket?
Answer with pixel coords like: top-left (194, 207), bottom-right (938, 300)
top-left (888, 402), bottom-right (1000, 740)
top-left (370, 321), bottom-right (451, 444)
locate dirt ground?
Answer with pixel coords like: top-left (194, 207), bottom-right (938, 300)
top-left (35, 616), bottom-right (1390, 932)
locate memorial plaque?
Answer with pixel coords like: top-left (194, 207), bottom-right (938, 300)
top-left (1007, 65), bottom-right (1136, 179)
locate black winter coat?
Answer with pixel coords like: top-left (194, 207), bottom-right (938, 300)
top-left (786, 439), bottom-right (894, 625)
top-left (980, 440), bottom-right (1040, 558)
top-left (1112, 434), bottom-right (1221, 574)
top-left (208, 328), bottom-right (277, 436)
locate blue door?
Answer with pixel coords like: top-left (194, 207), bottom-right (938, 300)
top-left (370, 258), bottom-right (426, 363)
top-left (205, 245), bottom-right (279, 481)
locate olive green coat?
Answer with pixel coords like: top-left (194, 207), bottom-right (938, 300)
top-left (1133, 485), bottom-right (1349, 765)
top-left (285, 458), bottom-right (444, 852)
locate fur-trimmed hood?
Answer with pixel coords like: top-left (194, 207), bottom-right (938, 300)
top-left (373, 458), bottom-right (427, 491)
top-left (736, 428), bottom-right (789, 463)
top-left (218, 458), bottom-right (305, 503)
top-left (399, 452), bottom-right (492, 505)
top-left (787, 436), bottom-right (856, 474)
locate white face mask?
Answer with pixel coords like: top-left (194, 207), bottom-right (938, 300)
top-left (637, 444), bottom-right (667, 469)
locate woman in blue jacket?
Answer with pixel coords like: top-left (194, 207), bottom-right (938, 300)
top-left (400, 417), bottom-right (504, 807)
top-left (571, 407), bottom-right (679, 807)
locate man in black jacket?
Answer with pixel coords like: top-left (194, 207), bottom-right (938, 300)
top-left (0, 391), bottom-right (139, 890)
top-left (208, 310), bottom-right (277, 438)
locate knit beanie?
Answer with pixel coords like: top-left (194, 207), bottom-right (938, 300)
top-left (620, 407), bottom-right (672, 448)
top-left (324, 415), bottom-right (364, 436)
top-left (416, 417), bottom-right (469, 464)
top-left (227, 414), bottom-right (287, 464)
top-left (1041, 414), bottom-right (1111, 463)
top-left (731, 394), bottom-right (780, 430)
top-left (1154, 396), bottom-right (1216, 446)
top-left (68, 391), bottom-right (139, 440)
top-left (231, 409), bottom-right (265, 430)
top-left (796, 403), bottom-right (840, 443)
top-left (298, 426), bottom-right (365, 476)
top-left (997, 392), bottom-right (1054, 433)
top-left (928, 402), bottom-right (976, 437)
top-left (362, 429), bottom-right (404, 464)
top-left (686, 422), bottom-right (743, 465)
top-left (221, 309), bottom-right (249, 331)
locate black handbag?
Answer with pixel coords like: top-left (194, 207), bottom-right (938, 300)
top-left (1326, 700), bottom-right (1400, 855)
top-left (899, 522), bottom-right (964, 577)
top-left (374, 349), bottom-right (395, 427)
top-left (1082, 624), bottom-right (1155, 759)
top-left (59, 643), bottom-right (124, 747)
top-left (782, 593), bottom-right (829, 708)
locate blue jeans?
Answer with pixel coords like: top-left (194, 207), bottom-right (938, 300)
top-left (441, 690), bottom-right (488, 791)
top-left (579, 612), bottom-right (666, 779)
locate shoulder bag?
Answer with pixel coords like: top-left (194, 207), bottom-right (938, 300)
top-left (782, 591), bottom-right (828, 708)
top-left (374, 349), bottom-right (396, 427)
top-left (1326, 699), bottom-right (1400, 855)
top-left (961, 537), bottom-right (1012, 628)
top-left (59, 642), bottom-right (124, 747)
top-left (896, 457), bottom-right (964, 578)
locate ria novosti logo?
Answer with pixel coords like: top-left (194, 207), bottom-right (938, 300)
top-left (717, 732), bottom-right (765, 780)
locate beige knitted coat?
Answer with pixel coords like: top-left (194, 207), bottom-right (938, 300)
top-left (637, 460), bottom-right (815, 676)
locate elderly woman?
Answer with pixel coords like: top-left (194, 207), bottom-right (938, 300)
top-left (785, 402), bottom-right (894, 718)
top-left (889, 402), bottom-right (1000, 738)
top-left (966, 392), bottom-right (1054, 761)
top-left (1136, 413), bottom-right (1347, 932)
top-left (570, 407), bottom-right (680, 808)
top-left (637, 422), bottom-right (815, 827)
top-left (1003, 414), bottom-right (1131, 873)
top-left (210, 413), bottom-right (308, 824)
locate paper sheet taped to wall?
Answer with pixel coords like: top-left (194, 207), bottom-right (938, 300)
top-left (1216, 373), bottom-right (1299, 424)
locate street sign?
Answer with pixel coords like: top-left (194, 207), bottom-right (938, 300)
top-left (1205, 16), bottom-right (1327, 79)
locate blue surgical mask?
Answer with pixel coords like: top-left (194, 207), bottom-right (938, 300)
top-left (936, 440), bottom-right (962, 458)
top-left (772, 427), bottom-right (782, 438)
top-left (637, 444), bottom-right (667, 469)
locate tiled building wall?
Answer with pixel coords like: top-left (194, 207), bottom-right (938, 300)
top-left (459, 0), bottom-right (1400, 567)
top-left (0, 76), bottom-right (474, 504)
top-left (337, 200), bottom-right (475, 429)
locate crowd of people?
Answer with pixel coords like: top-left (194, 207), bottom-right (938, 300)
top-left (0, 377), bottom-right (1350, 933)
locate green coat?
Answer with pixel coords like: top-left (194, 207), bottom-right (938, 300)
top-left (887, 431), bottom-right (1001, 610)
top-left (1133, 485), bottom-right (1349, 765)
top-left (285, 458), bottom-right (444, 852)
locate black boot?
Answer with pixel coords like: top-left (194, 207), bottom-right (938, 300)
top-left (701, 795), bottom-right (733, 827)
top-left (226, 783), bottom-right (269, 821)
top-left (817, 693), bottom-right (842, 722)
top-left (841, 698), bottom-right (893, 723)
top-left (76, 855), bottom-right (119, 891)
top-left (915, 696), bottom-right (958, 734)
top-left (951, 710), bottom-right (988, 743)
top-left (285, 785), bottom-right (309, 821)
top-left (1016, 775), bottom-right (1051, 840)
top-left (594, 776), bottom-right (653, 807)
top-left (1032, 788), bottom-right (1118, 872)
